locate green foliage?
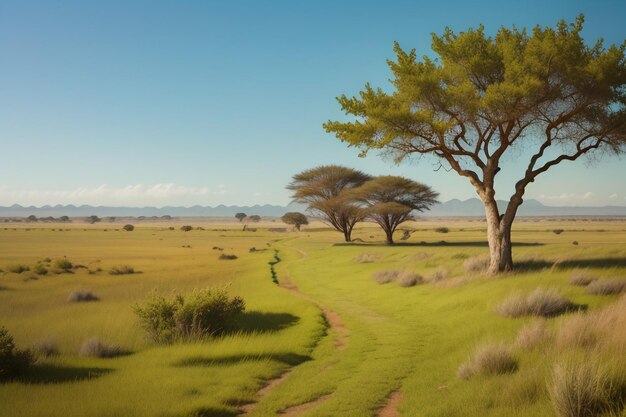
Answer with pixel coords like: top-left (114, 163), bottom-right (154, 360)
top-left (0, 326), bottom-right (34, 380)
top-left (235, 212), bottom-right (247, 222)
top-left (133, 288), bottom-right (245, 344)
top-left (6, 264), bottom-right (29, 274)
top-left (122, 224), bottom-right (135, 231)
top-left (248, 215), bottom-right (261, 222)
top-left (281, 212), bottom-right (309, 230)
top-left (54, 258), bottom-right (73, 271)
top-left (32, 263), bottom-right (48, 275)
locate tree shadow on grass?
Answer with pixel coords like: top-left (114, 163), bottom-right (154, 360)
top-left (335, 241), bottom-right (544, 247)
top-left (513, 259), bottom-right (555, 272)
top-left (14, 364), bottom-right (113, 384)
top-left (557, 258), bottom-right (626, 269)
top-left (175, 352), bottom-right (311, 368)
top-left (236, 312), bottom-right (299, 334)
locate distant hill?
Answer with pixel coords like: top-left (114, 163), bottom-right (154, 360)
top-left (1, 199), bottom-right (625, 218)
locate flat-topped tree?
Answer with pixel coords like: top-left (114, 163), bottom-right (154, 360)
top-left (347, 176), bottom-right (439, 244)
top-left (281, 212), bottom-right (309, 231)
top-left (287, 165), bottom-right (373, 242)
top-left (325, 16), bottom-right (626, 274)
top-left (235, 213), bottom-right (247, 222)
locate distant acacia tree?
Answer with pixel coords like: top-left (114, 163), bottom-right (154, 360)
top-left (123, 224), bottom-right (135, 231)
top-left (26, 215), bottom-right (37, 222)
top-left (59, 216), bottom-right (70, 222)
top-left (86, 215), bottom-right (101, 224)
top-left (180, 225), bottom-right (193, 232)
top-left (235, 213), bottom-right (247, 222)
top-left (281, 212), bottom-right (309, 231)
top-left (348, 176), bottom-right (439, 244)
top-left (325, 16), bottom-right (626, 273)
top-left (287, 165), bottom-right (373, 242)
top-left (248, 215), bottom-right (261, 222)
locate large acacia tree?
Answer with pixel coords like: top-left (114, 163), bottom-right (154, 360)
top-left (287, 165), bottom-right (373, 241)
top-left (347, 176), bottom-right (439, 244)
top-left (325, 16), bottom-right (626, 274)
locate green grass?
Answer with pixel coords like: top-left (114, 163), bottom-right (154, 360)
top-left (0, 220), bottom-right (625, 416)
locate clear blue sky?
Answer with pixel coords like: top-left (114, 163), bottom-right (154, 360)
top-left (1, 0), bottom-right (625, 207)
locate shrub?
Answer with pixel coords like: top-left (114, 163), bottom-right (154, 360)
top-left (67, 290), bottom-right (100, 302)
top-left (33, 338), bottom-right (59, 357)
top-left (463, 256), bottom-right (489, 273)
top-left (572, 241), bottom-right (579, 245)
top-left (496, 289), bottom-right (574, 318)
top-left (426, 268), bottom-right (449, 283)
top-left (32, 263), bottom-right (48, 275)
top-left (6, 264), bottom-right (29, 274)
top-left (354, 253), bottom-right (381, 263)
top-left (122, 224), bottom-right (134, 231)
top-left (434, 227), bottom-right (449, 233)
top-left (180, 225), bottom-right (193, 232)
top-left (457, 343), bottom-right (517, 380)
top-left (515, 320), bottom-right (550, 350)
top-left (218, 254), bottom-right (238, 260)
top-left (54, 258), bottom-right (73, 271)
top-left (371, 270), bottom-right (422, 287)
top-left (569, 270), bottom-right (596, 287)
top-left (79, 337), bottom-right (125, 358)
top-left (553, 229), bottom-right (565, 235)
top-left (109, 265), bottom-right (135, 275)
top-left (550, 360), bottom-right (626, 417)
top-left (0, 326), bottom-right (34, 380)
top-left (585, 279), bottom-right (626, 296)
top-left (133, 288), bottom-right (245, 343)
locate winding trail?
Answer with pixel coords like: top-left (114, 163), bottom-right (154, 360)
top-left (377, 391), bottom-right (403, 417)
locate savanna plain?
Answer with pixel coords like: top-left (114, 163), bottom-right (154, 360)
top-left (1, 218), bottom-right (625, 417)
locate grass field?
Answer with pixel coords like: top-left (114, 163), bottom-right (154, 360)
top-left (1, 218), bottom-right (625, 417)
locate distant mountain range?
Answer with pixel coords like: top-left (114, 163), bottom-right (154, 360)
top-left (1, 199), bottom-right (625, 218)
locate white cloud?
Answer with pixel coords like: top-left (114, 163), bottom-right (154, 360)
top-left (537, 191), bottom-right (596, 206)
top-left (0, 183), bottom-right (227, 207)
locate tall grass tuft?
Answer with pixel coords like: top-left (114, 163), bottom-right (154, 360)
top-left (371, 270), bottom-right (422, 287)
top-left (457, 343), bottom-right (517, 380)
top-left (79, 337), bottom-right (125, 358)
top-left (515, 319), bottom-right (550, 350)
top-left (109, 265), bottom-right (135, 275)
top-left (496, 289), bottom-right (574, 318)
top-left (585, 279), bottom-right (626, 296)
top-left (463, 256), bottom-right (489, 273)
top-left (569, 270), bottom-right (596, 287)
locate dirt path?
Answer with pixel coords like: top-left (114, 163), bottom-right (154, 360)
top-left (278, 394), bottom-right (333, 416)
top-left (377, 391), bottom-right (403, 417)
top-left (239, 371), bottom-right (292, 414)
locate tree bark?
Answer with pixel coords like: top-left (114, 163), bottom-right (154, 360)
top-left (343, 228), bottom-right (351, 242)
top-left (385, 229), bottom-right (394, 245)
top-left (482, 196), bottom-right (513, 275)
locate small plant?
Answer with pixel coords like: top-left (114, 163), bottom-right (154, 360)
top-left (33, 338), bottom-right (59, 357)
top-left (219, 254), bottom-right (238, 260)
top-left (426, 268), bottom-right (449, 283)
top-left (122, 224), bottom-right (134, 231)
top-left (371, 270), bottom-right (422, 287)
top-left (133, 288), bottom-right (245, 343)
top-left (0, 326), bottom-right (34, 380)
top-left (54, 258), bottom-right (73, 271)
top-left (585, 279), bottom-right (626, 295)
top-left (79, 337), bottom-right (125, 358)
top-left (32, 263), bottom-right (48, 275)
top-left (180, 225), bottom-right (193, 232)
top-left (372, 270), bottom-right (398, 284)
top-left (434, 227), bottom-right (449, 233)
top-left (109, 265), bottom-right (135, 275)
top-left (515, 320), bottom-right (550, 350)
top-left (495, 289), bottom-right (574, 318)
top-left (569, 270), bottom-right (596, 286)
top-left (463, 256), bottom-right (489, 273)
top-left (6, 264), bottom-right (29, 274)
top-left (354, 253), bottom-right (382, 263)
top-left (572, 241), bottom-right (579, 245)
top-left (457, 343), bottom-right (517, 380)
top-left (67, 290), bottom-right (100, 302)
top-left (550, 360), bottom-right (626, 417)
top-left (553, 229), bottom-right (565, 235)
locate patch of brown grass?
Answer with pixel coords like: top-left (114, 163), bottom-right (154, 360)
top-left (496, 289), bottom-right (575, 318)
top-left (585, 279), bottom-right (626, 296)
top-left (457, 343), bottom-right (517, 380)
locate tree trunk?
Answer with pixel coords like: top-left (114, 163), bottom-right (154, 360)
top-left (343, 229), bottom-right (351, 242)
top-left (483, 197), bottom-right (513, 275)
top-left (385, 229), bottom-right (394, 245)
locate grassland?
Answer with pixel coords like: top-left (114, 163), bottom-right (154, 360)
top-left (0, 218), bottom-right (625, 417)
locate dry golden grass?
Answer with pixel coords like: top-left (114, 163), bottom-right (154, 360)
top-left (515, 319), bottom-right (551, 350)
top-left (457, 343), bottom-right (517, 380)
top-left (496, 289), bottom-right (574, 318)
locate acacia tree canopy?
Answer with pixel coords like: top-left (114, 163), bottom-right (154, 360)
top-left (235, 213), bottom-right (247, 222)
top-left (348, 176), bottom-right (439, 244)
top-left (325, 16), bottom-right (626, 273)
top-left (287, 165), bottom-right (373, 242)
top-left (281, 212), bottom-right (309, 230)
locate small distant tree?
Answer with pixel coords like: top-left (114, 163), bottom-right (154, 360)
top-left (87, 215), bottom-right (101, 224)
top-left (123, 224), bottom-right (135, 231)
top-left (26, 215), bottom-right (37, 222)
top-left (59, 216), bottom-right (70, 222)
top-left (235, 213), bottom-right (247, 222)
top-left (161, 215), bottom-right (172, 220)
top-left (287, 165), bottom-right (373, 242)
top-left (180, 225), bottom-right (193, 232)
top-left (281, 212), bottom-right (309, 231)
top-left (0, 326), bottom-right (34, 380)
top-left (348, 176), bottom-right (439, 244)
top-left (248, 215), bottom-right (261, 222)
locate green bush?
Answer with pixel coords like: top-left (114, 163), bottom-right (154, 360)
top-left (54, 258), bottom-right (73, 271)
top-left (123, 224), bottom-right (135, 231)
top-left (6, 264), bottom-right (29, 274)
top-left (133, 288), bottom-right (245, 344)
top-left (0, 326), bottom-right (34, 380)
top-left (33, 264), bottom-right (48, 276)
